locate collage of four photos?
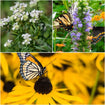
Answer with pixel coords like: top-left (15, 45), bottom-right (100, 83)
top-left (0, 0), bottom-right (105, 104)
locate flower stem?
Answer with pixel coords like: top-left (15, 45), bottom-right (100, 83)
top-left (88, 70), bottom-right (100, 104)
top-left (62, 32), bottom-right (70, 44)
top-left (54, 29), bottom-right (57, 52)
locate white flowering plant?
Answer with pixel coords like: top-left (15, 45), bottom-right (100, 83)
top-left (1, 0), bottom-right (52, 52)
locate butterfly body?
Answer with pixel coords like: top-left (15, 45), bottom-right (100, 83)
top-left (17, 53), bottom-right (46, 80)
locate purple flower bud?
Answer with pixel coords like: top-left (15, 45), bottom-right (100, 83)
top-left (71, 32), bottom-right (76, 37)
top-left (74, 42), bottom-right (78, 45)
top-left (75, 18), bottom-right (80, 22)
top-left (71, 47), bottom-right (78, 50)
top-left (76, 32), bottom-right (82, 37)
top-left (73, 12), bottom-right (78, 17)
top-left (86, 22), bottom-right (92, 27)
top-left (85, 28), bottom-right (90, 32)
top-left (72, 37), bottom-right (76, 41)
top-left (73, 21), bottom-right (77, 25)
top-left (78, 23), bottom-right (83, 27)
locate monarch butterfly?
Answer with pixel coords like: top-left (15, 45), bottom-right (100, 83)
top-left (54, 2), bottom-right (78, 31)
top-left (17, 53), bottom-right (46, 80)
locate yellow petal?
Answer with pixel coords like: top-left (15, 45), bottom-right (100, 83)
top-left (1, 54), bottom-right (9, 76)
top-left (56, 88), bottom-right (68, 91)
top-left (54, 91), bottom-right (83, 103)
top-left (36, 94), bottom-right (50, 104)
top-left (47, 96), bottom-right (56, 104)
top-left (52, 93), bottom-right (70, 104)
top-left (96, 54), bottom-right (104, 72)
top-left (4, 92), bottom-right (34, 103)
top-left (13, 68), bottom-right (19, 79)
top-left (13, 85), bottom-right (33, 91)
top-left (27, 93), bottom-right (38, 104)
top-left (9, 88), bottom-right (34, 96)
top-left (74, 80), bottom-right (89, 95)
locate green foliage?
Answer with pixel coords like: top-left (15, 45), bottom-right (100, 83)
top-left (91, 38), bottom-right (104, 52)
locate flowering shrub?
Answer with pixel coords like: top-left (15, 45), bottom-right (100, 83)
top-left (1, 1), bottom-right (52, 52)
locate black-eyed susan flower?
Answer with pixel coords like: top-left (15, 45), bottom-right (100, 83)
top-left (47, 53), bottom-right (104, 96)
top-left (0, 53), bottom-right (20, 104)
top-left (1, 53), bottom-right (104, 104)
top-left (3, 76), bottom-right (83, 104)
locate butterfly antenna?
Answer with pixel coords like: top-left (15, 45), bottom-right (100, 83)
top-left (45, 58), bottom-right (56, 67)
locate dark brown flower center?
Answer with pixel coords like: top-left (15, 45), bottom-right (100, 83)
top-left (3, 81), bottom-right (15, 92)
top-left (34, 77), bottom-right (52, 94)
top-left (39, 53), bottom-right (55, 57)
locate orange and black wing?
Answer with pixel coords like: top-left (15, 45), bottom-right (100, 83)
top-left (17, 53), bottom-right (45, 80)
top-left (91, 27), bottom-right (105, 44)
top-left (92, 32), bottom-right (105, 44)
top-left (55, 14), bottom-right (73, 31)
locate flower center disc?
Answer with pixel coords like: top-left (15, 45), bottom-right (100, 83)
top-left (34, 77), bottom-right (52, 94)
top-left (3, 81), bottom-right (15, 92)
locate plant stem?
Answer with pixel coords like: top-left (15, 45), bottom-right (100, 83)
top-left (88, 70), bottom-right (100, 104)
top-left (62, 32), bottom-right (70, 44)
top-left (54, 29), bottom-right (57, 52)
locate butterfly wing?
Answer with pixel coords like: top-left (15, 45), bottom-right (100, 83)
top-left (17, 53), bottom-right (45, 80)
top-left (92, 32), bottom-right (105, 44)
top-left (55, 14), bottom-right (73, 31)
top-left (20, 60), bottom-right (41, 80)
top-left (17, 53), bottom-right (44, 69)
top-left (91, 27), bottom-right (105, 44)
top-left (54, 2), bottom-right (78, 31)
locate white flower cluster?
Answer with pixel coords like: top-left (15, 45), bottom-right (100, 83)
top-left (10, 2), bottom-right (29, 22)
top-left (0, 17), bottom-right (10, 27)
top-left (10, 2), bottom-right (27, 13)
top-left (22, 33), bottom-right (32, 45)
top-left (0, 1), bottom-right (43, 27)
top-left (29, 0), bottom-right (39, 7)
top-left (12, 22), bottom-right (19, 30)
top-left (4, 39), bottom-right (12, 47)
top-left (29, 9), bottom-right (43, 23)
